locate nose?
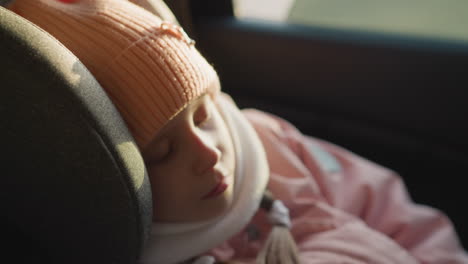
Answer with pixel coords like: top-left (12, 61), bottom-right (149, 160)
top-left (188, 129), bottom-right (221, 175)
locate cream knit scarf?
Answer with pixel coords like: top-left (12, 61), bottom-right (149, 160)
top-left (140, 94), bottom-right (269, 264)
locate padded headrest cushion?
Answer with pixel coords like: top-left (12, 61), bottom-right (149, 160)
top-left (0, 7), bottom-right (152, 263)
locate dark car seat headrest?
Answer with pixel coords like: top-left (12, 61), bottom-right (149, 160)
top-left (0, 6), bottom-right (152, 263)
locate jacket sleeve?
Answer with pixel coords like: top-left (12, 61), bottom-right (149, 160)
top-left (243, 108), bottom-right (468, 263)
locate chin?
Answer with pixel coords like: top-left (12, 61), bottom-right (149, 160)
top-left (199, 187), bottom-right (234, 221)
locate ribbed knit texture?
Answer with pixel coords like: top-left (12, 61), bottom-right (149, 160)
top-left (11, 0), bottom-right (220, 148)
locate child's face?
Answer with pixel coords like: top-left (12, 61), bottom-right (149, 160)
top-left (142, 94), bottom-right (236, 222)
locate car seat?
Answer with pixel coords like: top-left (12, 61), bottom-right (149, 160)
top-left (0, 2), bottom-right (158, 263)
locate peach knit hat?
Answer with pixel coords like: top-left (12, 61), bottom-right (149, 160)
top-left (10, 0), bottom-right (220, 149)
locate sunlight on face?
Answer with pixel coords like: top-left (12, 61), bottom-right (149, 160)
top-left (142, 94), bottom-right (236, 222)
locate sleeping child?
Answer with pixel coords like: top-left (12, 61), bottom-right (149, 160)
top-left (9, 0), bottom-right (468, 263)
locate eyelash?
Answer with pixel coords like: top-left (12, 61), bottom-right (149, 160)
top-left (194, 105), bottom-right (211, 127)
top-left (147, 104), bottom-right (212, 165)
top-left (161, 141), bottom-right (175, 162)
top-left (146, 140), bottom-right (172, 165)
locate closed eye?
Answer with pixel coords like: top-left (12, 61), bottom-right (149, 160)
top-left (145, 138), bottom-right (172, 165)
top-left (193, 102), bottom-right (211, 127)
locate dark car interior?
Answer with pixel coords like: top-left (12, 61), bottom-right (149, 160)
top-left (1, 0), bottom-right (467, 263)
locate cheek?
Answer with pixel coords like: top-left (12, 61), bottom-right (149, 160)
top-left (148, 166), bottom-right (193, 202)
top-left (148, 168), bottom-right (176, 199)
top-left (149, 175), bottom-right (183, 214)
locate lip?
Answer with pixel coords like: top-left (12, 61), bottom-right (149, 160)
top-left (201, 174), bottom-right (229, 200)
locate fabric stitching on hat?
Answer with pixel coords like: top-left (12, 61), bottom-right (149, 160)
top-left (105, 7), bottom-right (152, 41)
top-left (118, 46), bottom-right (170, 127)
top-left (111, 71), bottom-right (160, 139)
top-left (102, 57), bottom-right (161, 138)
top-left (171, 38), bottom-right (201, 100)
top-left (134, 39), bottom-right (178, 117)
top-left (106, 2), bottom-right (203, 111)
top-left (138, 37), bottom-right (183, 108)
top-left (158, 36), bottom-right (193, 104)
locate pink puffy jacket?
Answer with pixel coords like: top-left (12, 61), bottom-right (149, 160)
top-left (209, 108), bottom-right (468, 263)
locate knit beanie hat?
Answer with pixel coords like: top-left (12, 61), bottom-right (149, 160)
top-left (10, 0), bottom-right (220, 149)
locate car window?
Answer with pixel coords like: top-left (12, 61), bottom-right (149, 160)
top-left (233, 0), bottom-right (468, 42)
top-left (233, 0), bottom-right (295, 22)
